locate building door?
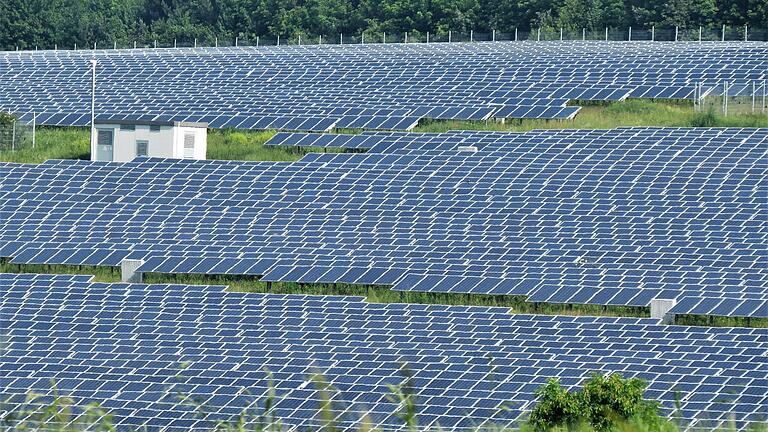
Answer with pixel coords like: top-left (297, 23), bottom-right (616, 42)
top-left (96, 129), bottom-right (114, 161)
top-left (183, 133), bottom-right (195, 159)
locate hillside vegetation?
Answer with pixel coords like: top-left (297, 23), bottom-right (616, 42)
top-left (1, 0), bottom-right (766, 50)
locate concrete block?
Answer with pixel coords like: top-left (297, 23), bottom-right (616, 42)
top-left (651, 298), bottom-right (677, 324)
top-left (121, 259), bottom-right (144, 283)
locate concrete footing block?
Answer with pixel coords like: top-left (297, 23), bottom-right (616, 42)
top-left (651, 298), bottom-right (677, 324)
top-left (121, 259), bottom-right (144, 283)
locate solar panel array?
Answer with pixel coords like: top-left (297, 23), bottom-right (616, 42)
top-left (2, 273), bottom-right (766, 431)
top-left (1, 42), bottom-right (766, 130)
top-left (1, 127), bottom-right (766, 318)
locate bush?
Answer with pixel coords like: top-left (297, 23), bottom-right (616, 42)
top-left (528, 378), bottom-right (583, 431)
top-left (689, 107), bottom-right (718, 127)
top-left (528, 373), bottom-right (664, 432)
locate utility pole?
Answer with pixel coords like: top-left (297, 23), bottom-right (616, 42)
top-left (90, 59), bottom-right (97, 153)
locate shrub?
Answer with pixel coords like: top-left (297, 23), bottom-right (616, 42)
top-left (689, 107), bottom-right (718, 127)
top-left (527, 373), bottom-right (663, 432)
top-left (528, 378), bottom-right (583, 431)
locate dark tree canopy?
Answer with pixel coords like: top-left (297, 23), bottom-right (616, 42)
top-left (0, 0), bottom-right (764, 49)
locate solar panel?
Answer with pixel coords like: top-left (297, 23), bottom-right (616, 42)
top-left (1, 273), bottom-right (766, 431)
top-left (0, 127), bottom-right (766, 316)
top-left (1, 42), bottom-right (765, 130)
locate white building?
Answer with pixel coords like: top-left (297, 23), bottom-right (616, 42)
top-left (92, 120), bottom-right (207, 162)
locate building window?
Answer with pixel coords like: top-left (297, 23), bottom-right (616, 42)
top-left (120, 124), bottom-right (135, 131)
top-left (136, 140), bottom-right (149, 157)
top-left (183, 133), bottom-right (195, 159)
top-left (150, 125), bottom-right (161, 132)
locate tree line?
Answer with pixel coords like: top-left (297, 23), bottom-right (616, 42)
top-left (1, 0), bottom-right (765, 50)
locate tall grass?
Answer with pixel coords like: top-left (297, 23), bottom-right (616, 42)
top-left (3, 370), bottom-right (765, 432)
top-left (414, 100), bottom-right (768, 133)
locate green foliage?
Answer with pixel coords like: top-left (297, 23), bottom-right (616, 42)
top-left (1, 383), bottom-right (115, 431)
top-left (689, 107), bottom-right (719, 127)
top-left (578, 373), bottom-right (657, 432)
top-left (0, 0), bottom-right (765, 50)
top-left (385, 364), bottom-right (419, 432)
top-left (528, 379), bottom-right (584, 431)
top-left (0, 112), bottom-right (15, 127)
top-left (527, 374), bottom-right (666, 432)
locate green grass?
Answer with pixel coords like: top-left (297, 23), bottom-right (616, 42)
top-left (0, 128), bottom-right (305, 163)
top-left (0, 127), bottom-right (90, 163)
top-left (413, 100), bottom-right (768, 133)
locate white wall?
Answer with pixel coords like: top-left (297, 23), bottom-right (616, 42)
top-left (91, 123), bottom-right (207, 162)
top-left (173, 126), bottom-right (208, 160)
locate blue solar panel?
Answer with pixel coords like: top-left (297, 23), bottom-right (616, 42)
top-left (1, 42), bottom-right (765, 130)
top-left (1, 273), bottom-right (766, 431)
top-left (0, 127), bottom-right (766, 316)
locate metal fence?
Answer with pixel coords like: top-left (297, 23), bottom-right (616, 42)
top-left (10, 26), bottom-right (768, 51)
top-left (697, 81), bottom-right (768, 116)
top-left (0, 113), bottom-right (36, 152)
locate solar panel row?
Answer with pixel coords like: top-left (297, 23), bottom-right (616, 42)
top-left (1, 273), bottom-right (766, 431)
top-left (0, 127), bottom-right (765, 317)
top-left (1, 42), bottom-right (765, 130)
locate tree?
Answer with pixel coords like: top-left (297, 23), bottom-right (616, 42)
top-left (527, 373), bottom-right (664, 432)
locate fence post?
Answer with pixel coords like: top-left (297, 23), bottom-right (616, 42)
top-left (362, 33), bottom-right (365, 44)
top-left (277, 35), bottom-right (280, 46)
top-left (722, 24), bottom-right (726, 41)
top-left (340, 33), bottom-right (343, 44)
top-left (319, 35), bottom-right (323, 44)
top-left (699, 26), bottom-right (702, 42)
top-left (114, 41), bottom-right (117, 49)
top-left (174, 39), bottom-right (177, 48)
top-left (651, 26), bottom-right (655, 41)
top-left (32, 112), bottom-right (36, 148)
top-left (133, 41), bottom-right (137, 49)
top-left (605, 27), bottom-right (608, 41)
top-left (675, 26), bottom-right (678, 41)
top-left (538, 28), bottom-right (541, 41)
top-left (762, 80), bottom-right (766, 113)
top-left (235, 37), bottom-right (238, 47)
top-left (628, 27), bottom-right (632, 41)
top-left (515, 28), bottom-right (518, 41)
top-left (215, 37), bottom-right (218, 47)
top-left (744, 25), bottom-right (748, 41)
top-left (298, 35), bottom-right (301, 45)
top-left (55, 44), bottom-right (58, 50)
top-left (723, 82), bottom-right (728, 116)
top-left (492, 29), bottom-right (495, 42)
top-left (405, 32), bottom-right (408, 43)
top-left (693, 82), bottom-right (698, 112)
top-left (470, 30), bottom-right (474, 42)
top-left (11, 120), bottom-right (16, 151)
top-left (383, 32), bottom-right (385, 43)
top-left (153, 40), bottom-right (157, 48)
top-left (448, 31), bottom-right (451, 43)
top-left (752, 81), bottom-right (756, 112)
top-left (763, 80), bottom-right (767, 113)
top-left (194, 38), bottom-right (197, 48)
top-left (426, 32), bottom-right (429, 43)
top-left (257, 36), bottom-right (260, 46)
top-left (560, 28), bottom-right (563, 41)
top-left (582, 28), bottom-right (586, 40)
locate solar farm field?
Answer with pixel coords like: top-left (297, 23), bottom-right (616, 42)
top-left (0, 41), bottom-right (767, 131)
top-left (1, 40), bottom-right (767, 432)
